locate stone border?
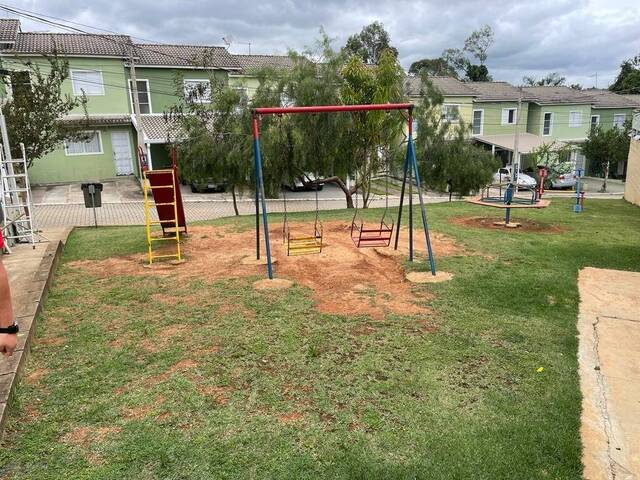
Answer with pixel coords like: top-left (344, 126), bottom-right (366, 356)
top-left (0, 236), bottom-right (67, 439)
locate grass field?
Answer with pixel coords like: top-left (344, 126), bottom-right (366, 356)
top-left (1, 199), bottom-right (640, 479)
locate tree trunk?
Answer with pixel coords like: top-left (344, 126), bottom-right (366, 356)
top-left (231, 184), bottom-right (239, 216)
top-left (600, 161), bottom-right (609, 193)
top-left (300, 175), bottom-right (354, 208)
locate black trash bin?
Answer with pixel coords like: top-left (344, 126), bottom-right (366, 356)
top-left (81, 182), bottom-right (103, 208)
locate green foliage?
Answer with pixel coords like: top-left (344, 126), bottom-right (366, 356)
top-left (582, 121), bottom-right (631, 188)
top-left (465, 64), bottom-right (490, 82)
top-left (439, 25), bottom-right (494, 81)
top-left (413, 76), bottom-right (498, 196)
top-left (408, 58), bottom-right (457, 77)
top-left (522, 72), bottom-right (566, 86)
top-left (342, 21), bottom-right (398, 64)
top-left (1, 55), bottom-right (88, 166)
top-left (463, 24), bottom-right (494, 65)
top-left (609, 55), bottom-right (640, 94)
top-left (527, 141), bottom-right (573, 184)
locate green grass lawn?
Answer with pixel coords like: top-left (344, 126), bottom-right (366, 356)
top-left (2, 199), bottom-right (640, 479)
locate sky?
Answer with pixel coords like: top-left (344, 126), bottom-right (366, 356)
top-left (4, 0), bottom-right (640, 88)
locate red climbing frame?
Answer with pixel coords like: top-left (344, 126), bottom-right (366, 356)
top-left (145, 149), bottom-right (187, 235)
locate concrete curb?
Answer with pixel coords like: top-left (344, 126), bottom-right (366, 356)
top-left (0, 232), bottom-right (68, 440)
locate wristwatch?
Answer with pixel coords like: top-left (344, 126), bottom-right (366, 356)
top-left (0, 322), bottom-right (19, 334)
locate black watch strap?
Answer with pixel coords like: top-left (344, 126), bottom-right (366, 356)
top-left (0, 322), bottom-right (18, 334)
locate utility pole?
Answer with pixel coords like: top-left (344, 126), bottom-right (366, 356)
top-left (128, 44), bottom-right (146, 178)
top-left (512, 86), bottom-right (523, 187)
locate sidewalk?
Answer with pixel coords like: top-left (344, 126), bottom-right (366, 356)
top-left (578, 267), bottom-right (640, 479)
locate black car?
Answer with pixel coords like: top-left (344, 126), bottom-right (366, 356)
top-left (190, 178), bottom-right (227, 193)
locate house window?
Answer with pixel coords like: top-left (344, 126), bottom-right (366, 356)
top-left (472, 110), bottom-right (483, 135)
top-left (128, 79), bottom-right (151, 114)
top-left (542, 112), bottom-right (553, 136)
top-left (568, 111), bottom-right (583, 127)
top-left (501, 108), bottom-right (517, 125)
top-left (590, 115), bottom-right (600, 128)
top-left (441, 104), bottom-right (460, 122)
top-left (64, 131), bottom-right (103, 156)
top-left (71, 69), bottom-right (105, 96)
top-left (183, 79), bottom-right (211, 103)
top-left (613, 114), bottom-right (626, 129)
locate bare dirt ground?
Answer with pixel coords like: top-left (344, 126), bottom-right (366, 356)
top-left (69, 221), bottom-right (464, 319)
top-left (578, 267), bottom-right (640, 480)
top-left (450, 216), bottom-right (564, 233)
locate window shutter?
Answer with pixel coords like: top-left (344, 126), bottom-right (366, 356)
top-left (501, 109), bottom-right (508, 124)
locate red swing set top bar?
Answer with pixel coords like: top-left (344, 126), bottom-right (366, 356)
top-left (253, 103), bottom-right (413, 116)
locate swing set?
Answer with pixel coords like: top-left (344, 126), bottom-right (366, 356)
top-left (251, 103), bottom-right (436, 279)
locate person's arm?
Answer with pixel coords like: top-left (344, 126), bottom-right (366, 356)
top-left (0, 255), bottom-right (17, 357)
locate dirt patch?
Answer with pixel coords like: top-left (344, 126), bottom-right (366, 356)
top-left (277, 411), bottom-right (304, 424)
top-left (253, 278), bottom-right (294, 291)
top-left (25, 367), bottom-right (50, 384)
top-left (197, 385), bottom-right (232, 405)
top-left (450, 216), bottom-right (564, 233)
top-left (37, 336), bottom-right (65, 346)
top-left (61, 426), bottom-right (121, 447)
top-left (138, 324), bottom-right (186, 353)
top-left (68, 222), bottom-right (463, 320)
top-left (406, 271), bottom-right (454, 283)
top-left (144, 358), bottom-right (199, 387)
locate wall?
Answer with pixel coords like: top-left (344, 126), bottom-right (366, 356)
top-left (29, 127), bottom-right (132, 184)
top-left (624, 138), bottom-right (640, 206)
top-left (472, 101), bottom-right (529, 136)
top-left (127, 68), bottom-right (228, 114)
top-left (228, 75), bottom-right (261, 100)
top-left (527, 104), bottom-right (591, 142)
top-left (593, 108), bottom-right (634, 130)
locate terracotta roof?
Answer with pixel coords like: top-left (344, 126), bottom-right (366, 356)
top-left (234, 54), bottom-right (295, 72)
top-left (60, 114), bottom-right (132, 126)
top-left (405, 75), bottom-right (476, 97)
top-left (5, 32), bottom-right (131, 56)
top-left (521, 86), bottom-right (592, 105)
top-left (468, 82), bottom-right (528, 102)
top-left (137, 114), bottom-right (183, 143)
top-left (134, 44), bottom-right (240, 69)
top-left (585, 89), bottom-right (640, 108)
top-left (0, 19), bottom-right (19, 43)
top-left (622, 94), bottom-right (640, 107)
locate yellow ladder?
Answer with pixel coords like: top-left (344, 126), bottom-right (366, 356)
top-left (143, 169), bottom-right (182, 264)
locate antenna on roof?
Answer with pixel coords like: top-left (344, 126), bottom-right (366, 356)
top-left (222, 34), bottom-right (251, 54)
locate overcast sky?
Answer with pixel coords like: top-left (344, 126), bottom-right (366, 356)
top-left (5, 0), bottom-right (640, 87)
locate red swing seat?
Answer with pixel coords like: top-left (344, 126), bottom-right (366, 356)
top-left (351, 216), bottom-right (394, 247)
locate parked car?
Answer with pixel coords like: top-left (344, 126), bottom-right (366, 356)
top-left (493, 167), bottom-right (537, 189)
top-left (545, 162), bottom-right (577, 190)
top-left (190, 178), bottom-right (227, 193)
top-left (283, 173), bottom-right (324, 192)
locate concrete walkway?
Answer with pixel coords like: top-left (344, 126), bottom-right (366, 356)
top-left (578, 267), bottom-right (640, 480)
top-left (0, 229), bottom-right (69, 437)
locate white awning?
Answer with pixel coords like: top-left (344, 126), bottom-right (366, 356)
top-left (474, 133), bottom-right (567, 154)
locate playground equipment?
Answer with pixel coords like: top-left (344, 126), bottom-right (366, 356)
top-left (282, 185), bottom-right (323, 256)
top-left (142, 149), bottom-right (187, 264)
top-left (350, 165), bottom-right (394, 248)
top-left (469, 182), bottom-right (550, 226)
top-left (251, 103), bottom-right (436, 279)
top-left (574, 167), bottom-right (585, 213)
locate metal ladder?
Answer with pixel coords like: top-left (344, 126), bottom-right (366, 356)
top-left (1, 142), bottom-right (36, 251)
top-left (142, 169), bottom-right (182, 264)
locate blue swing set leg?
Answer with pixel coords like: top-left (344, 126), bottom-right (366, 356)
top-left (252, 116), bottom-right (274, 279)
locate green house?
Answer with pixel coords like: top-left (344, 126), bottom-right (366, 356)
top-left (0, 18), bottom-right (240, 184)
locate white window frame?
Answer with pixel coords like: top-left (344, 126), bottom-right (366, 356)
top-left (70, 69), bottom-right (105, 96)
top-left (542, 112), bottom-right (553, 136)
top-left (501, 108), bottom-right (517, 125)
top-left (568, 111), bottom-right (583, 128)
top-left (472, 109), bottom-right (484, 135)
top-left (613, 113), bottom-right (626, 129)
top-left (64, 131), bottom-right (104, 156)
top-left (441, 104), bottom-right (460, 123)
top-left (183, 79), bottom-right (211, 103)
top-left (128, 79), bottom-right (152, 114)
top-left (590, 115), bottom-right (600, 128)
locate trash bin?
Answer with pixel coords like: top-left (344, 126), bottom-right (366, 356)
top-left (81, 182), bottom-right (103, 208)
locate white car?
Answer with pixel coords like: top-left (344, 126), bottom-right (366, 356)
top-left (493, 167), bottom-right (537, 189)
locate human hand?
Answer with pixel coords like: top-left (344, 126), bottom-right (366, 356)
top-left (0, 333), bottom-right (17, 357)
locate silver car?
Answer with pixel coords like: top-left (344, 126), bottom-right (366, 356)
top-left (546, 162), bottom-right (577, 189)
top-left (493, 167), bottom-right (537, 189)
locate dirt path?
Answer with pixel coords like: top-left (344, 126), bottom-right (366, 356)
top-left (578, 267), bottom-right (640, 480)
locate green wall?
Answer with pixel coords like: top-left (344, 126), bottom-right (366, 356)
top-left (127, 68), bottom-right (228, 114)
top-left (525, 104), bottom-right (591, 141)
top-left (592, 108), bottom-right (634, 130)
top-left (472, 101), bottom-right (529, 135)
top-left (150, 144), bottom-right (172, 169)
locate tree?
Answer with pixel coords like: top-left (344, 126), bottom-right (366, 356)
top-left (2, 54), bottom-right (88, 167)
top-left (569, 83), bottom-right (583, 90)
top-left (609, 55), bottom-right (640, 94)
top-left (522, 72), bottom-right (566, 86)
top-left (441, 48), bottom-right (468, 78)
top-left (465, 64), bottom-right (490, 82)
top-left (408, 57), bottom-right (457, 77)
top-left (582, 121), bottom-right (631, 192)
top-left (166, 76), bottom-right (252, 215)
top-left (463, 25), bottom-right (494, 65)
top-left (343, 21), bottom-right (398, 64)
top-left (527, 141), bottom-right (573, 186)
top-left (413, 76), bottom-right (498, 196)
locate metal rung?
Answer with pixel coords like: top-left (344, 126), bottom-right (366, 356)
top-left (151, 253), bottom-right (181, 259)
top-left (154, 202), bottom-right (175, 206)
top-left (149, 185), bottom-right (174, 189)
top-left (149, 220), bottom-right (176, 225)
top-left (3, 204), bottom-right (30, 208)
top-left (1, 159), bottom-right (27, 163)
top-left (150, 236), bottom-right (178, 241)
top-left (5, 188), bottom-right (29, 193)
top-left (2, 174), bottom-right (27, 178)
